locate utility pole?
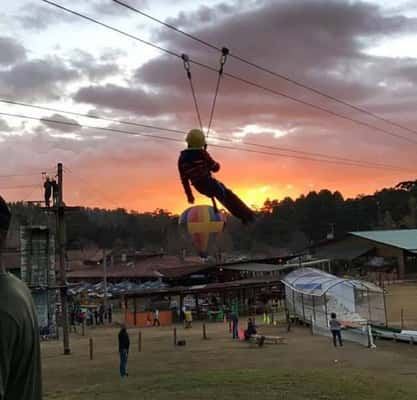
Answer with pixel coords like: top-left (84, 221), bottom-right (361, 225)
top-left (57, 162), bottom-right (70, 355)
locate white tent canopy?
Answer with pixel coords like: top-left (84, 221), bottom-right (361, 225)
top-left (282, 268), bottom-right (386, 328)
top-left (283, 268), bottom-right (382, 297)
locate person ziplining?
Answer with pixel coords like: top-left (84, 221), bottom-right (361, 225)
top-left (178, 129), bottom-right (255, 224)
top-left (178, 48), bottom-right (255, 224)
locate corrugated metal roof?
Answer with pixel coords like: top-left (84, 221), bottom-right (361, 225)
top-left (223, 263), bottom-right (293, 272)
top-left (314, 236), bottom-right (374, 260)
top-left (350, 229), bottom-right (417, 252)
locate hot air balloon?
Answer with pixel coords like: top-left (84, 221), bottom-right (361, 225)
top-left (179, 205), bottom-right (225, 257)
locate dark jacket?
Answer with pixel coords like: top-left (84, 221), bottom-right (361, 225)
top-left (178, 149), bottom-right (220, 200)
top-left (246, 321), bottom-right (257, 336)
top-left (118, 328), bottom-right (130, 351)
top-left (0, 195), bottom-right (11, 236)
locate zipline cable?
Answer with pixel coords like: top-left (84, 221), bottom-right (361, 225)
top-left (112, 0), bottom-right (417, 139)
top-left (181, 54), bottom-right (203, 130)
top-left (40, 0), bottom-right (417, 146)
top-left (206, 47), bottom-right (229, 138)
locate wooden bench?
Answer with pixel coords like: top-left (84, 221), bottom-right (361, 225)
top-left (250, 334), bottom-right (286, 346)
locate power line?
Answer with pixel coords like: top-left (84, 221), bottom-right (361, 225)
top-left (0, 98), bottom-right (412, 170)
top-left (41, 0), bottom-right (417, 146)
top-left (0, 110), bottom-right (415, 173)
top-left (0, 184), bottom-right (39, 190)
top-left (0, 98), bottom-right (184, 135)
top-left (112, 0), bottom-right (417, 139)
top-left (0, 172), bottom-right (47, 178)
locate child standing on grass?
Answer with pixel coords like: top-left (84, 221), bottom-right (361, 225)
top-left (329, 313), bottom-right (343, 347)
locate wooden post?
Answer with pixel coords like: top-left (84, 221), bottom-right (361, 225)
top-left (138, 331), bottom-right (142, 352)
top-left (312, 296), bottom-right (316, 323)
top-left (133, 298), bottom-right (137, 326)
top-left (89, 338), bottom-right (93, 360)
top-left (382, 281), bottom-right (388, 327)
top-left (401, 308), bottom-right (404, 330)
top-left (203, 323), bottom-right (207, 340)
top-left (57, 163), bottom-right (70, 355)
top-left (301, 294), bottom-right (306, 322)
top-left (173, 327), bottom-right (177, 346)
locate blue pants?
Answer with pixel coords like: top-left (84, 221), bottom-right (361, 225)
top-left (232, 320), bottom-right (239, 339)
top-left (331, 330), bottom-right (343, 347)
top-left (119, 349), bottom-right (129, 377)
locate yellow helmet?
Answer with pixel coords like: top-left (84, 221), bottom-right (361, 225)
top-left (186, 129), bottom-right (206, 149)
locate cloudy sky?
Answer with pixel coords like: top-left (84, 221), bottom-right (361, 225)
top-left (1, 0), bottom-right (417, 213)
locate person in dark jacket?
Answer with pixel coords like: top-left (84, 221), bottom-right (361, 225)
top-left (329, 313), bottom-right (343, 347)
top-left (244, 318), bottom-right (257, 340)
top-left (230, 310), bottom-right (239, 339)
top-left (118, 325), bottom-right (130, 377)
top-left (43, 176), bottom-right (52, 207)
top-left (0, 195), bottom-right (43, 399)
top-left (178, 129), bottom-right (255, 224)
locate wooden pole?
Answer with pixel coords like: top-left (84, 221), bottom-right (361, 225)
top-left (57, 163), bottom-right (70, 355)
top-left (89, 337), bottom-right (93, 360)
top-left (401, 308), bottom-right (404, 330)
top-left (382, 281), bottom-right (388, 327)
top-left (133, 298), bottom-right (137, 326)
top-left (173, 327), bottom-right (177, 346)
top-left (203, 323), bottom-right (207, 340)
top-left (138, 331), bottom-right (142, 352)
top-left (102, 248), bottom-right (108, 308)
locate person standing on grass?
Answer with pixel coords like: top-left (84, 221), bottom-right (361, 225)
top-left (118, 324), bottom-right (130, 377)
top-left (0, 195), bottom-right (43, 399)
top-left (230, 310), bottom-right (239, 339)
top-left (153, 308), bottom-right (160, 327)
top-left (329, 313), bottom-right (343, 347)
top-left (107, 303), bottom-right (113, 324)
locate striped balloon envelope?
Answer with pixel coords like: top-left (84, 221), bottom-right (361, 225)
top-left (179, 205), bottom-right (225, 257)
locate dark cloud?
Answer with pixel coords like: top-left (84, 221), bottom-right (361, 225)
top-left (70, 0), bottom-right (417, 204)
top-left (74, 83), bottom-right (186, 119)
top-left (41, 113), bottom-right (82, 133)
top-left (17, 2), bottom-right (74, 31)
top-left (163, 3), bottom-right (235, 30)
top-left (92, 0), bottom-right (148, 16)
top-left (0, 37), bottom-right (26, 65)
top-left (69, 50), bottom-right (120, 81)
top-left (0, 57), bottom-right (79, 100)
top-left (0, 118), bottom-right (12, 133)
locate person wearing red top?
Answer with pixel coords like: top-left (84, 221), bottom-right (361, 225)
top-left (178, 129), bottom-right (255, 224)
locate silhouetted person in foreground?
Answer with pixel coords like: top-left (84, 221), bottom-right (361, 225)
top-left (118, 324), bottom-right (130, 377)
top-left (0, 195), bottom-right (42, 399)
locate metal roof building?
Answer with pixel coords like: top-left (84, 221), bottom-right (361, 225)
top-left (313, 229), bottom-right (417, 278)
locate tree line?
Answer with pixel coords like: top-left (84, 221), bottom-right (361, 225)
top-left (6, 179), bottom-right (417, 255)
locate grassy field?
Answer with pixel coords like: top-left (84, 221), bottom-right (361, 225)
top-left (43, 317), bottom-right (417, 400)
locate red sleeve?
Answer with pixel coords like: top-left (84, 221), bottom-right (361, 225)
top-left (203, 150), bottom-right (220, 172)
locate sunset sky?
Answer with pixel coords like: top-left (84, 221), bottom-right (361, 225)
top-left (1, 0), bottom-right (417, 213)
